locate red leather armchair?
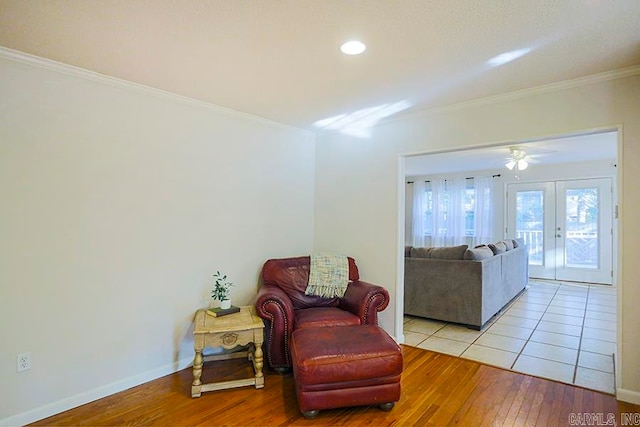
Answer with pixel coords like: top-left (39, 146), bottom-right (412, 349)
top-left (255, 256), bottom-right (390, 373)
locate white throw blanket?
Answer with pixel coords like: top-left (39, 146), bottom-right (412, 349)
top-left (305, 253), bottom-right (349, 298)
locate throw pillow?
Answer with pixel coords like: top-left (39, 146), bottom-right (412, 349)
top-left (511, 239), bottom-right (519, 248)
top-left (488, 241), bottom-right (507, 255)
top-left (503, 240), bottom-right (514, 251)
top-left (410, 247), bottom-right (432, 258)
top-left (463, 246), bottom-right (494, 260)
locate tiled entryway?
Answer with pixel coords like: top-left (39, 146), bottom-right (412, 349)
top-left (403, 280), bottom-right (617, 394)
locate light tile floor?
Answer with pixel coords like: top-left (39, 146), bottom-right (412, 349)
top-left (403, 279), bottom-right (617, 394)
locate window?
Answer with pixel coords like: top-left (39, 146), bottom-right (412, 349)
top-left (413, 175), bottom-right (495, 246)
top-left (422, 183), bottom-right (476, 236)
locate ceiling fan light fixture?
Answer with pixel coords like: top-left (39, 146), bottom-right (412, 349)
top-left (505, 146), bottom-right (530, 176)
top-left (517, 159), bottom-right (529, 170)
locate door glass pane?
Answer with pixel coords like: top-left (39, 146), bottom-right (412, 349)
top-left (516, 191), bottom-right (544, 265)
top-left (565, 188), bottom-right (599, 269)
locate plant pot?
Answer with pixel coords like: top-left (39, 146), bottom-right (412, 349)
top-left (220, 300), bottom-right (232, 310)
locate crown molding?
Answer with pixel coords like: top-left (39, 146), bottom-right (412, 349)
top-left (0, 46), bottom-right (312, 136)
top-left (385, 64), bottom-right (640, 124)
top-left (3, 45), bottom-right (638, 136)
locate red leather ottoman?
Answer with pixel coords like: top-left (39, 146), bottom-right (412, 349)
top-left (290, 324), bottom-right (403, 419)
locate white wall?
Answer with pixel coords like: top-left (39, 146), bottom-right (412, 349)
top-left (314, 74), bottom-right (640, 402)
top-left (405, 159), bottom-right (617, 247)
top-left (0, 54), bottom-right (315, 424)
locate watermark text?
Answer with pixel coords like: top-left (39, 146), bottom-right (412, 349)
top-left (568, 413), bottom-right (640, 426)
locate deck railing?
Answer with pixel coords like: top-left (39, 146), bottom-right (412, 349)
top-left (516, 229), bottom-right (598, 266)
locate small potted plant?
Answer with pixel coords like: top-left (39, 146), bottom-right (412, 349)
top-left (211, 271), bottom-right (234, 309)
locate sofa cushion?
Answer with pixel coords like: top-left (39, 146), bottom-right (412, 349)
top-left (295, 307), bottom-right (361, 330)
top-left (463, 246), bottom-right (495, 260)
top-left (488, 241), bottom-right (507, 255)
top-left (410, 247), bottom-right (432, 258)
top-left (411, 245), bottom-right (468, 260)
top-left (503, 240), bottom-right (514, 251)
top-left (512, 239), bottom-right (522, 248)
top-left (429, 245), bottom-right (469, 260)
top-left (261, 256), bottom-right (359, 310)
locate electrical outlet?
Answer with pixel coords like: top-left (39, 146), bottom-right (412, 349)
top-left (17, 352), bottom-right (31, 372)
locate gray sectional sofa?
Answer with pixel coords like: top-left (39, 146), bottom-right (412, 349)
top-left (404, 240), bottom-right (528, 329)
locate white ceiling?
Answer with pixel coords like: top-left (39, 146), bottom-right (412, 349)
top-left (404, 131), bottom-right (618, 176)
top-left (1, 1), bottom-right (639, 131)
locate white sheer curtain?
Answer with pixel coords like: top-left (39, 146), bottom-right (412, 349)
top-left (411, 180), bottom-right (426, 247)
top-left (445, 177), bottom-right (467, 245)
top-left (430, 179), bottom-right (447, 246)
top-left (419, 175), bottom-right (496, 248)
top-left (473, 176), bottom-right (495, 246)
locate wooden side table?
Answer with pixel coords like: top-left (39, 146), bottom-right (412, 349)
top-left (191, 305), bottom-right (265, 397)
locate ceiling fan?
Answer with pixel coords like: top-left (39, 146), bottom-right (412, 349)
top-left (504, 146), bottom-right (547, 179)
top-left (505, 147), bottom-right (531, 171)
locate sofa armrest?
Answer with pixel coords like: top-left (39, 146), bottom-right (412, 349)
top-left (255, 284), bottom-right (296, 371)
top-left (340, 280), bottom-right (390, 325)
top-left (256, 283), bottom-right (295, 319)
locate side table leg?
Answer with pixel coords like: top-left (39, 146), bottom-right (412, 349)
top-left (254, 343), bottom-right (264, 389)
top-left (191, 349), bottom-right (203, 397)
top-left (248, 343), bottom-right (255, 361)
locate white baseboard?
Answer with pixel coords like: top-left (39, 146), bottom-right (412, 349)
top-left (617, 388), bottom-right (640, 405)
top-left (0, 357), bottom-right (193, 427)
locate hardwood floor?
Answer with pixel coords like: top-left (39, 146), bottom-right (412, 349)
top-left (32, 345), bottom-right (639, 426)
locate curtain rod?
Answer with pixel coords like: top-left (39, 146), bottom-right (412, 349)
top-left (406, 174), bottom-right (500, 184)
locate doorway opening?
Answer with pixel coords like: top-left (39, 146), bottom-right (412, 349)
top-left (397, 128), bottom-right (619, 346)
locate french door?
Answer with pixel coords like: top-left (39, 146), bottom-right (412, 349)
top-left (506, 179), bottom-right (613, 284)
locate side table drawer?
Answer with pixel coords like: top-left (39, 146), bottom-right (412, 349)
top-left (199, 328), bottom-right (257, 350)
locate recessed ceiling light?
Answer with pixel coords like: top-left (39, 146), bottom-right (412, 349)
top-left (340, 41), bottom-right (366, 55)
